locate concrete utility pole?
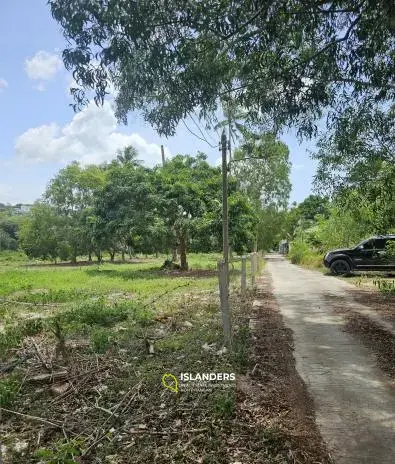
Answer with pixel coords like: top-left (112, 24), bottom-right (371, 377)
top-left (217, 129), bottom-right (232, 349)
top-left (161, 144), bottom-right (166, 166)
top-left (221, 129), bottom-right (229, 268)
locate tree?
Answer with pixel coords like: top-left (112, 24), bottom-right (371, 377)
top-left (315, 205), bottom-right (374, 250)
top-left (115, 145), bottom-right (142, 168)
top-left (154, 154), bottom-right (222, 270)
top-left (0, 230), bottom-right (18, 251)
top-left (313, 104), bottom-right (395, 234)
top-left (233, 132), bottom-right (291, 209)
top-left (45, 162), bottom-right (106, 262)
top-left (256, 207), bottom-right (287, 252)
top-left (297, 195), bottom-right (330, 221)
top-left (50, 1), bottom-right (395, 139)
top-left (0, 217), bottom-right (21, 251)
top-left (19, 203), bottom-right (65, 262)
top-left (93, 164), bottom-right (157, 261)
top-left (230, 132), bottom-right (291, 250)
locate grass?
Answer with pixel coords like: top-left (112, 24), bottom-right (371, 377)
top-left (0, 374), bottom-right (20, 408)
top-left (0, 251), bottom-right (266, 462)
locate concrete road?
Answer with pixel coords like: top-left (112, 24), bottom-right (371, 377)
top-left (265, 254), bottom-right (395, 463)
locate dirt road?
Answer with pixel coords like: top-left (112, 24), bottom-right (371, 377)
top-left (265, 254), bottom-right (395, 463)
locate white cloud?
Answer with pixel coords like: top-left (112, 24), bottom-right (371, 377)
top-left (0, 78), bottom-right (8, 92)
top-left (15, 102), bottom-right (168, 167)
top-left (25, 51), bottom-right (62, 90)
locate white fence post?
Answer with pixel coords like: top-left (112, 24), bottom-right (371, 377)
top-left (251, 253), bottom-right (257, 286)
top-left (217, 259), bottom-right (232, 349)
top-left (241, 255), bottom-right (247, 295)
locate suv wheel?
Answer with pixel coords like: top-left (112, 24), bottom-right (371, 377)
top-left (330, 259), bottom-right (351, 275)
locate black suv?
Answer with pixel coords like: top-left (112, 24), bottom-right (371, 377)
top-left (323, 235), bottom-right (395, 275)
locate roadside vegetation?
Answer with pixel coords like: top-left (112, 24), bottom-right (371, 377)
top-left (0, 251), bottom-right (333, 463)
top-left (0, 253), bottom-right (242, 461)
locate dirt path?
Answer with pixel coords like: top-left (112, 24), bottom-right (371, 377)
top-left (265, 254), bottom-right (395, 464)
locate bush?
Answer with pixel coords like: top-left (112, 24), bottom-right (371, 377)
top-left (288, 240), bottom-right (310, 264)
top-left (0, 319), bottom-right (44, 357)
top-left (315, 207), bottom-right (372, 250)
top-left (288, 240), bottom-right (323, 268)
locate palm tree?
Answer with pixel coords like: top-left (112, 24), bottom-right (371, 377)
top-left (116, 145), bottom-right (142, 167)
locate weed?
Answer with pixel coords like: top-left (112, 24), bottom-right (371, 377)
top-left (90, 327), bottom-right (112, 353)
top-left (0, 375), bottom-right (20, 407)
top-left (16, 288), bottom-right (93, 304)
top-left (60, 298), bottom-right (129, 327)
top-left (0, 327), bottom-right (24, 356)
top-left (232, 324), bottom-right (251, 373)
top-left (213, 390), bottom-right (236, 418)
top-left (34, 439), bottom-right (83, 463)
top-left (373, 279), bottom-right (395, 294)
top-left (288, 241), bottom-right (323, 269)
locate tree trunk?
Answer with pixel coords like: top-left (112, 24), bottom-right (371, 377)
top-left (179, 236), bottom-right (188, 271)
top-left (121, 251), bottom-right (125, 261)
top-left (110, 251), bottom-right (115, 262)
top-left (172, 246), bottom-right (178, 262)
top-left (88, 252), bottom-right (92, 262)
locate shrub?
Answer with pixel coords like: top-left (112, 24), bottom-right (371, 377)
top-left (288, 239), bottom-right (323, 268)
top-left (0, 319), bottom-right (44, 357)
top-left (288, 240), bottom-right (310, 264)
top-left (90, 327), bottom-right (112, 353)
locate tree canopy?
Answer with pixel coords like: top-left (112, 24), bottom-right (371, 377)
top-left (19, 148), bottom-right (262, 264)
top-left (49, 1), bottom-right (395, 137)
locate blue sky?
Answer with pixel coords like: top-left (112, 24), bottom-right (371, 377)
top-left (0, 1), bottom-right (317, 205)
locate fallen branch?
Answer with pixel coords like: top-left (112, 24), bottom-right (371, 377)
top-left (1, 407), bottom-right (65, 430)
top-left (27, 370), bottom-right (68, 383)
top-left (129, 427), bottom-right (209, 435)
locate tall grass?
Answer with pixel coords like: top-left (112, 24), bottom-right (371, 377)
top-left (288, 240), bottom-right (323, 269)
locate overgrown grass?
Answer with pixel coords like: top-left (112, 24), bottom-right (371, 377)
top-left (0, 252), bottom-right (268, 462)
top-left (373, 278), bottom-right (395, 294)
top-left (288, 240), bottom-right (323, 269)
